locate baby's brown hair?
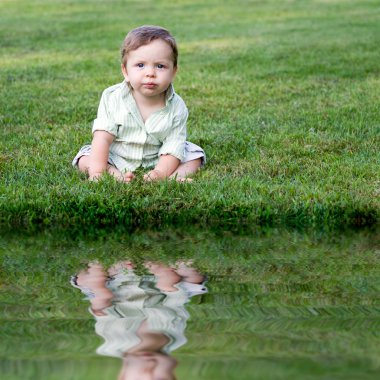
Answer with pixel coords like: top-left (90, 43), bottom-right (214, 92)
top-left (121, 25), bottom-right (178, 67)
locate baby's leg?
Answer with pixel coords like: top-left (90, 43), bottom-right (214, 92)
top-left (169, 158), bottom-right (202, 182)
top-left (77, 155), bottom-right (91, 174)
top-left (77, 156), bottom-right (134, 182)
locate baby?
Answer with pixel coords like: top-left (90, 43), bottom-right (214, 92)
top-left (72, 25), bottom-right (206, 182)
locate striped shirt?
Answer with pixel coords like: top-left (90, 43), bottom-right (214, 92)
top-left (92, 81), bottom-right (188, 172)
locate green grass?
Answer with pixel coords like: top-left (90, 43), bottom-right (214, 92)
top-left (0, 0), bottom-right (379, 229)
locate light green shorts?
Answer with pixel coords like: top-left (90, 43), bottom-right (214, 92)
top-left (72, 141), bottom-right (206, 170)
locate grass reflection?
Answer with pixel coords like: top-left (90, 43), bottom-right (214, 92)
top-left (0, 227), bottom-right (379, 379)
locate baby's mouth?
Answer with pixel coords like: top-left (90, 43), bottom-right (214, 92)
top-left (143, 83), bottom-right (157, 88)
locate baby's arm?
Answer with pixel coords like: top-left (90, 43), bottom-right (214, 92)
top-left (144, 154), bottom-right (180, 181)
top-left (144, 99), bottom-right (188, 181)
top-left (145, 262), bottom-right (181, 292)
top-left (88, 131), bottom-right (115, 180)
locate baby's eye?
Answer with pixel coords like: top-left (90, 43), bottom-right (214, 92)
top-left (156, 64), bottom-right (166, 69)
top-left (137, 63), bottom-right (144, 68)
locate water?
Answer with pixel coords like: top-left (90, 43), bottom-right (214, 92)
top-left (1, 227), bottom-right (379, 379)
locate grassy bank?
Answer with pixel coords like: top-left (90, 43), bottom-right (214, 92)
top-left (0, 0), bottom-right (379, 229)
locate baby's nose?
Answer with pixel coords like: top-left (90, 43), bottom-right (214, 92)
top-left (146, 66), bottom-right (155, 76)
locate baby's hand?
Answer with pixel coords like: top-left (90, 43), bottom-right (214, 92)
top-left (90, 169), bottom-right (135, 183)
top-left (144, 169), bottom-right (165, 182)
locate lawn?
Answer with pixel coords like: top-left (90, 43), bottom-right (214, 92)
top-left (0, 0), bottom-right (379, 229)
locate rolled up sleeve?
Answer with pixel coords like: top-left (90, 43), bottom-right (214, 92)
top-left (158, 107), bottom-right (188, 161)
top-left (92, 90), bottom-right (118, 136)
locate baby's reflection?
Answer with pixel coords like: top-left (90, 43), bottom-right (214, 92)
top-left (71, 260), bottom-right (207, 380)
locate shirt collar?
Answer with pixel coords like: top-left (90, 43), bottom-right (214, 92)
top-left (165, 83), bottom-right (175, 103)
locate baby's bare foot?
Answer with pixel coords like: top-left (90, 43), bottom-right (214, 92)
top-left (175, 176), bottom-right (193, 183)
top-left (123, 171), bottom-right (135, 183)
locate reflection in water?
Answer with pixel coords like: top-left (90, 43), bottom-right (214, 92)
top-left (1, 228), bottom-right (380, 379)
top-left (71, 260), bottom-right (207, 380)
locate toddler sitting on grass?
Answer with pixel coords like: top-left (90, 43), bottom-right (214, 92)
top-left (72, 25), bottom-right (205, 182)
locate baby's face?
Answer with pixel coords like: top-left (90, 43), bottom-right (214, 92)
top-left (122, 39), bottom-right (177, 100)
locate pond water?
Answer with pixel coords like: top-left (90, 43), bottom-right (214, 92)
top-left (1, 227), bottom-right (379, 380)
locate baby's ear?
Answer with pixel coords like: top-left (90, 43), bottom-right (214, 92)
top-left (121, 64), bottom-right (129, 81)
